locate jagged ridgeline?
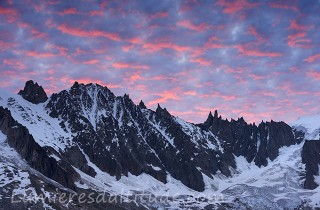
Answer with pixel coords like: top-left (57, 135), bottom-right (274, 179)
top-left (0, 80), bottom-right (319, 209)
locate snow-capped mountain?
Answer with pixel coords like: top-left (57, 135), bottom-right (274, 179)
top-left (0, 80), bottom-right (319, 210)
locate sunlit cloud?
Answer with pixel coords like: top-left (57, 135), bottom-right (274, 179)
top-left (177, 20), bottom-right (211, 32)
top-left (58, 8), bottom-right (78, 15)
top-left (236, 44), bottom-right (282, 57)
top-left (112, 62), bottom-right (149, 70)
top-left (304, 53), bottom-right (320, 63)
top-left (217, 0), bottom-right (260, 14)
top-left (0, 0), bottom-right (320, 124)
top-left (58, 24), bottom-right (121, 41)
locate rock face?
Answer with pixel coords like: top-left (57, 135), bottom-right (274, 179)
top-left (18, 80), bottom-right (48, 104)
top-left (302, 140), bottom-right (320, 189)
top-left (0, 107), bottom-right (79, 189)
top-left (199, 111), bottom-right (304, 168)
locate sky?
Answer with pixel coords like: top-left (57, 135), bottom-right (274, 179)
top-left (0, 0), bottom-right (320, 124)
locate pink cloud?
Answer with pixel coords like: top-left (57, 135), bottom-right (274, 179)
top-left (304, 53), bottom-right (320, 63)
top-left (307, 71), bottom-right (320, 80)
top-left (0, 80), bottom-right (12, 88)
top-left (247, 26), bottom-right (266, 43)
top-left (123, 72), bottom-right (146, 84)
top-left (150, 75), bottom-right (177, 82)
top-left (3, 58), bottom-right (26, 70)
top-left (2, 70), bottom-right (18, 77)
top-left (26, 51), bottom-right (56, 58)
top-left (177, 20), bottom-right (211, 32)
top-left (147, 89), bottom-right (181, 106)
top-left (112, 62), bottom-right (149, 70)
top-left (52, 76), bottom-right (121, 94)
top-left (269, 2), bottom-right (299, 12)
top-left (0, 40), bottom-right (16, 51)
top-left (48, 44), bottom-right (69, 56)
top-left (129, 73), bottom-right (144, 82)
top-left (74, 47), bottom-right (85, 55)
top-left (59, 8), bottom-right (78, 15)
top-left (83, 59), bottom-right (99, 65)
top-left (0, 6), bottom-right (18, 22)
top-left (287, 32), bottom-right (311, 48)
top-left (184, 91), bottom-right (197, 96)
top-left (47, 69), bottom-right (55, 75)
top-left (142, 42), bottom-right (191, 53)
top-left (45, 19), bottom-right (56, 28)
top-left (248, 73), bottom-right (266, 80)
top-left (190, 57), bottom-right (212, 66)
top-left (200, 91), bottom-right (237, 101)
top-left (89, 10), bottom-right (103, 16)
top-left (89, 2), bottom-right (108, 16)
top-left (289, 20), bottom-right (309, 31)
top-left (203, 36), bottom-right (229, 51)
top-left (191, 36), bottom-right (229, 57)
top-left (170, 110), bottom-right (197, 117)
top-left (47, 0), bottom-right (60, 5)
top-left (289, 66), bottom-right (299, 73)
top-left (16, 22), bottom-right (30, 28)
top-left (217, 65), bottom-right (247, 82)
top-left (31, 29), bottom-right (47, 39)
top-left (287, 20), bottom-right (313, 48)
top-left (260, 91), bottom-right (278, 97)
top-left (121, 45), bottom-right (134, 52)
top-left (150, 11), bottom-right (168, 19)
top-left (217, 0), bottom-right (260, 14)
top-left (127, 37), bottom-right (144, 45)
top-left (236, 44), bottom-right (282, 57)
top-left (236, 111), bottom-right (272, 123)
top-left (279, 81), bottom-right (320, 96)
top-left (57, 24), bottom-right (121, 41)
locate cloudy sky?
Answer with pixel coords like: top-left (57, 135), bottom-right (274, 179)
top-left (1, 0), bottom-right (320, 124)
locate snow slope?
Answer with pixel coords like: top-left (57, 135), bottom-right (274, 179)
top-left (0, 90), bottom-right (72, 151)
top-left (0, 131), bottom-right (38, 200)
top-left (292, 114), bottom-right (320, 140)
top-left (74, 140), bottom-right (320, 209)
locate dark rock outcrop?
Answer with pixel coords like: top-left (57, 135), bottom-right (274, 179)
top-left (18, 80), bottom-right (48, 104)
top-left (46, 83), bottom-right (214, 191)
top-left (199, 112), bottom-right (303, 168)
top-left (0, 107), bottom-right (79, 189)
top-left (302, 140), bottom-right (320, 189)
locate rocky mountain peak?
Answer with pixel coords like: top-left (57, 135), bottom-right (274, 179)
top-left (138, 100), bottom-right (147, 109)
top-left (204, 111), bottom-right (214, 128)
top-left (156, 103), bottom-right (162, 113)
top-left (214, 109), bottom-right (218, 118)
top-left (156, 103), bottom-right (169, 114)
top-left (72, 81), bottom-right (80, 89)
top-left (203, 110), bottom-right (220, 129)
top-left (18, 80), bottom-right (48, 104)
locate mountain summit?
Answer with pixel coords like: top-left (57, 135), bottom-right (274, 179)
top-left (18, 80), bottom-right (48, 104)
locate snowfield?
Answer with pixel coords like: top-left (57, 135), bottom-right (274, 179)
top-left (292, 114), bottom-right (320, 140)
top-left (0, 90), bottom-right (73, 151)
top-left (73, 140), bottom-right (320, 209)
